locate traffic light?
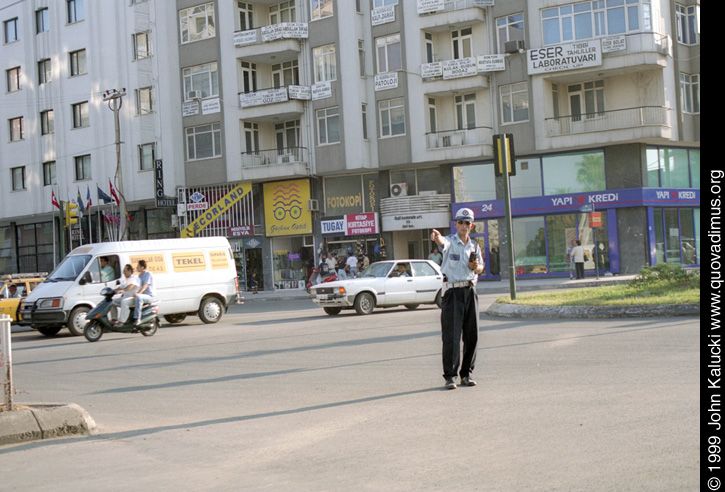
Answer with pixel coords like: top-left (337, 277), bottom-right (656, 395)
top-left (493, 134), bottom-right (516, 177)
top-left (65, 202), bottom-right (79, 228)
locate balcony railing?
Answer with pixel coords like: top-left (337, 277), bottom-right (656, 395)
top-left (241, 147), bottom-right (306, 168)
top-left (380, 193), bottom-right (451, 216)
top-left (418, 0), bottom-right (485, 15)
top-left (545, 106), bottom-right (670, 137)
top-left (425, 126), bottom-right (493, 149)
top-left (239, 85), bottom-right (310, 108)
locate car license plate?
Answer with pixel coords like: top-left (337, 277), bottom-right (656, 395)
top-left (318, 294), bottom-right (328, 300)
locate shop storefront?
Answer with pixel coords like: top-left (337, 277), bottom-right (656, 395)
top-left (321, 212), bottom-right (381, 265)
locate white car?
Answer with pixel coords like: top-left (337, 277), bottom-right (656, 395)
top-left (310, 260), bottom-right (444, 315)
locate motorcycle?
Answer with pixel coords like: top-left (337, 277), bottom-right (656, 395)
top-left (83, 287), bottom-right (161, 342)
top-left (305, 266), bottom-right (338, 293)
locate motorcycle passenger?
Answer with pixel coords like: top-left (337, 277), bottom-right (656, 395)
top-left (133, 259), bottom-right (156, 326)
top-left (111, 264), bottom-right (140, 326)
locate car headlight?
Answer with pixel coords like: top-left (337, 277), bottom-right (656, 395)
top-left (37, 298), bottom-right (63, 309)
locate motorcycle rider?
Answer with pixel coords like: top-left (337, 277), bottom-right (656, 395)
top-left (133, 259), bottom-right (156, 326)
top-left (111, 264), bottom-right (140, 326)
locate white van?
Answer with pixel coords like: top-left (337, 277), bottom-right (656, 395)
top-left (21, 237), bottom-right (240, 336)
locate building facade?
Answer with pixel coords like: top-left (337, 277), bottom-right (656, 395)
top-left (1, 0), bottom-right (700, 290)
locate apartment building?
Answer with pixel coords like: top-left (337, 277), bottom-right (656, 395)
top-left (1, 0), bottom-right (700, 292)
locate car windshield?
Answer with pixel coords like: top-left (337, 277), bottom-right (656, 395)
top-left (360, 262), bottom-right (393, 278)
top-left (46, 255), bottom-right (92, 281)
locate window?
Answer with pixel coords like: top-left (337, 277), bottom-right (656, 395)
top-left (180, 2), bottom-right (215, 43)
top-left (36, 8), bottom-right (50, 34)
top-left (139, 143), bottom-right (155, 171)
top-left (238, 2), bottom-right (253, 31)
top-left (275, 119), bottom-right (300, 152)
top-left (9, 117), bottom-right (24, 141)
top-left (4, 18), bottom-right (18, 43)
top-left (183, 62), bottom-right (219, 100)
top-left (646, 147), bottom-right (696, 188)
top-left (496, 13), bottom-right (524, 53)
top-left (6, 67), bottom-right (20, 92)
top-left (240, 61), bottom-right (257, 93)
top-left (270, 1), bottom-right (296, 23)
top-left (186, 123), bottom-right (222, 160)
top-left (455, 93), bottom-right (476, 130)
top-left (313, 44), bottom-right (336, 83)
top-left (379, 98), bottom-right (406, 138)
top-left (542, 0), bottom-right (640, 46)
top-left (74, 155), bottom-right (91, 180)
top-left (272, 60), bottom-right (299, 87)
top-left (43, 161), bottom-right (57, 186)
top-left (424, 32), bottom-right (434, 63)
top-left (452, 28), bottom-right (472, 59)
top-left (11, 167), bottom-right (25, 191)
top-left (133, 32), bottom-right (152, 60)
top-left (568, 80), bottom-right (604, 120)
top-left (70, 49), bottom-right (87, 76)
top-left (244, 122), bottom-right (259, 153)
top-left (676, 4), bottom-right (698, 45)
top-left (428, 97), bottom-right (437, 133)
top-left (316, 107), bottom-right (340, 145)
top-left (311, 0), bottom-right (333, 20)
top-left (72, 102), bottom-right (89, 128)
top-left (680, 73), bottom-right (700, 114)
top-left (362, 103), bottom-right (368, 140)
top-left (67, 0), bottom-right (84, 23)
top-left (136, 87), bottom-right (153, 115)
top-left (38, 59), bottom-right (52, 84)
top-left (542, 150), bottom-right (606, 195)
top-left (358, 40), bottom-right (366, 76)
top-left (41, 110), bottom-right (54, 135)
top-left (500, 82), bottom-right (529, 124)
top-left (376, 34), bottom-right (402, 73)
top-left (375, 0), bottom-right (398, 6)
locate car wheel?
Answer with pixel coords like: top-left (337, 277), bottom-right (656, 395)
top-left (37, 326), bottom-right (61, 337)
top-left (404, 304), bottom-right (420, 310)
top-left (67, 306), bottom-right (90, 336)
top-left (354, 292), bottom-right (375, 315)
top-left (323, 307), bottom-right (342, 316)
top-left (198, 297), bottom-right (223, 324)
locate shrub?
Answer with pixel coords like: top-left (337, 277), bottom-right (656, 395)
top-left (630, 263), bottom-right (700, 289)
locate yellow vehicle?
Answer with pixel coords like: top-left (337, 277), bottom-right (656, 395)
top-left (0, 273), bottom-right (47, 324)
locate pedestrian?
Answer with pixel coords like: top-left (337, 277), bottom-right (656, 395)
top-left (428, 245), bottom-right (442, 265)
top-left (572, 240), bottom-right (585, 279)
top-left (249, 272), bottom-right (259, 294)
top-left (346, 252), bottom-right (359, 278)
top-left (336, 255), bottom-right (348, 280)
top-left (430, 207), bottom-right (483, 390)
top-left (361, 253), bottom-right (370, 271)
top-left (566, 239), bottom-right (576, 280)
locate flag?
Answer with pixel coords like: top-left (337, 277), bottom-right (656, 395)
top-left (86, 185), bottom-right (92, 209)
top-left (97, 185), bottom-right (113, 204)
top-left (76, 187), bottom-right (85, 213)
top-left (51, 190), bottom-right (60, 209)
top-left (109, 179), bottom-right (120, 206)
top-left (126, 212), bottom-right (134, 222)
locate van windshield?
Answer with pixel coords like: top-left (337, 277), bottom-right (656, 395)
top-left (46, 255), bottom-right (92, 282)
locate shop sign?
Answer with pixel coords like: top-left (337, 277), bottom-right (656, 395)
top-left (261, 22), bottom-right (308, 42)
top-left (240, 87), bottom-right (288, 108)
top-left (371, 5), bottom-right (395, 26)
top-left (228, 225), bottom-right (253, 237)
top-left (288, 85), bottom-right (311, 100)
top-left (244, 238), bottom-right (262, 249)
top-left (374, 73), bottom-right (398, 91)
top-left (322, 214), bottom-right (379, 236)
top-left (417, 0), bottom-right (444, 14)
top-left (321, 219), bottom-right (346, 235)
top-left (421, 62), bottom-right (443, 79)
top-left (311, 82), bottom-right (332, 101)
top-left (154, 159), bottom-right (177, 208)
top-left (381, 211), bottom-right (450, 231)
top-left (201, 98), bottom-right (221, 115)
top-left (181, 182), bottom-right (253, 238)
top-left (442, 57), bottom-right (478, 80)
top-left (263, 179), bottom-right (313, 237)
top-left (477, 55), bottom-right (506, 72)
top-left (233, 29), bottom-right (259, 46)
top-left (182, 101), bottom-right (199, 117)
top-left (527, 40), bottom-right (602, 75)
top-left (602, 35), bottom-right (626, 53)
top-left (589, 212), bottom-right (603, 227)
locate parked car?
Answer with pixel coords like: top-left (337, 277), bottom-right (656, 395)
top-left (309, 260), bottom-right (443, 315)
top-left (0, 273), bottom-right (47, 324)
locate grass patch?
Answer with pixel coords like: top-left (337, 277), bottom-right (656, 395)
top-left (496, 264), bottom-right (700, 307)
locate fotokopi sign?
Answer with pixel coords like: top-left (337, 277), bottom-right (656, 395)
top-left (181, 182), bottom-right (252, 238)
top-left (263, 179), bottom-right (313, 237)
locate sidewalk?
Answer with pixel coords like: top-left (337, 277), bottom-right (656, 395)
top-left (239, 274), bottom-right (638, 303)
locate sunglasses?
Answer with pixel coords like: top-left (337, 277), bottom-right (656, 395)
top-left (456, 220), bottom-right (472, 225)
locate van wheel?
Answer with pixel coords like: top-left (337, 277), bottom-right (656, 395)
top-left (37, 327), bottom-right (61, 337)
top-left (163, 314), bottom-right (187, 324)
top-left (199, 297), bottom-right (223, 324)
top-left (67, 306), bottom-right (90, 336)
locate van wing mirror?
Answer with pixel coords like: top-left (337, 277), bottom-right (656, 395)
top-left (79, 271), bottom-right (92, 285)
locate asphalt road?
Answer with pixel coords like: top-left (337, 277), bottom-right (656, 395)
top-left (1, 297), bottom-right (699, 491)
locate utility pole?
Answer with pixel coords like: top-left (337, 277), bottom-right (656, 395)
top-left (103, 88), bottom-right (127, 240)
top-left (494, 134), bottom-right (517, 300)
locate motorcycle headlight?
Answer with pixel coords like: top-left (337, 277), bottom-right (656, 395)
top-left (38, 297), bottom-right (63, 309)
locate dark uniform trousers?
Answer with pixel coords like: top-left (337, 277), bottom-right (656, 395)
top-left (440, 285), bottom-right (479, 380)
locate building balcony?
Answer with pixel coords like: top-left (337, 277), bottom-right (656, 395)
top-left (417, 0), bottom-right (485, 31)
top-left (240, 147), bottom-right (308, 182)
top-left (545, 106), bottom-right (671, 138)
top-left (238, 86), bottom-right (307, 122)
top-left (421, 57), bottom-right (490, 96)
top-left (425, 126), bottom-right (493, 150)
top-left (232, 22), bottom-right (307, 64)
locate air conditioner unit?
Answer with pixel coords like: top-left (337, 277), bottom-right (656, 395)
top-left (186, 90), bottom-right (202, 101)
top-left (504, 40), bottom-right (526, 54)
top-left (390, 183), bottom-right (408, 197)
top-left (307, 199), bottom-right (319, 212)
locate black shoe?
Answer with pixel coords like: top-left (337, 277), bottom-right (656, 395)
top-left (445, 378), bottom-right (457, 390)
top-left (460, 377), bottom-right (477, 387)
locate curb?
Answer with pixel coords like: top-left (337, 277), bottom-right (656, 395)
top-left (486, 302), bottom-right (700, 319)
top-left (0, 403), bottom-right (96, 446)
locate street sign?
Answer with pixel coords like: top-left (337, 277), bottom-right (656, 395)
top-left (589, 212), bottom-right (603, 227)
